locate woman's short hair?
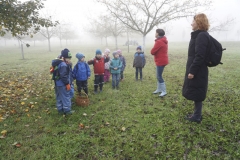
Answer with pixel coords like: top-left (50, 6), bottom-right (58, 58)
top-left (194, 13), bottom-right (210, 31)
top-left (156, 29), bottom-right (165, 36)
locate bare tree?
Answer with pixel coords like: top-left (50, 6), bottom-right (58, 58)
top-left (55, 23), bottom-right (70, 48)
top-left (38, 13), bottom-right (59, 51)
top-left (87, 15), bottom-right (112, 46)
top-left (97, 0), bottom-right (212, 51)
top-left (208, 18), bottom-right (235, 32)
top-left (39, 25), bottom-right (57, 52)
top-left (108, 16), bottom-right (125, 49)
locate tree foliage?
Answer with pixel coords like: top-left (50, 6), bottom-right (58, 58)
top-left (0, 0), bottom-right (58, 36)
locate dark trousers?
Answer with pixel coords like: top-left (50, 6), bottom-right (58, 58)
top-left (94, 75), bottom-right (104, 91)
top-left (76, 80), bottom-right (88, 95)
top-left (135, 67), bottom-right (142, 80)
top-left (120, 71), bottom-right (124, 80)
top-left (193, 101), bottom-right (202, 119)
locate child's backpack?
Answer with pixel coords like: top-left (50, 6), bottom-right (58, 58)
top-left (205, 35), bottom-right (226, 67)
top-left (50, 65), bottom-right (60, 81)
top-left (50, 59), bottom-right (63, 81)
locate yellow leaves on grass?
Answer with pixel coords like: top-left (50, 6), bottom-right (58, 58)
top-left (1, 130), bottom-right (7, 138)
top-left (0, 73), bottom-right (44, 121)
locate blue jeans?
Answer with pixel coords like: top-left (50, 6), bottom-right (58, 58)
top-left (135, 67), bottom-right (142, 79)
top-left (112, 74), bottom-right (120, 87)
top-left (55, 86), bottom-right (71, 113)
top-left (156, 66), bottom-right (165, 83)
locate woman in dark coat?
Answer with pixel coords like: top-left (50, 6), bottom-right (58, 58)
top-left (182, 13), bottom-right (210, 123)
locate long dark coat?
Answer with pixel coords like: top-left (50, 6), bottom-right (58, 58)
top-left (182, 30), bottom-right (209, 102)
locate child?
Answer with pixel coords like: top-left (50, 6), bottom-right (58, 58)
top-left (117, 49), bottom-right (126, 81)
top-left (110, 51), bottom-right (122, 89)
top-left (133, 46), bottom-right (146, 81)
top-left (53, 48), bottom-right (74, 115)
top-left (104, 49), bottom-right (111, 82)
top-left (73, 53), bottom-right (91, 95)
top-left (88, 49), bottom-right (110, 94)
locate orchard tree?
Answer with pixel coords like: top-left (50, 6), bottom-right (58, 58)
top-left (87, 15), bottom-right (112, 46)
top-left (97, 0), bottom-right (212, 51)
top-left (0, 0), bottom-right (58, 36)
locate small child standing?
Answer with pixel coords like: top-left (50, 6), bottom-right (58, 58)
top-left (110, 51), bottom-right (122, 89)
top-left (73, 53), bottom-right (91, 95)
top-left (117, 49), bottom-right (126, 81)
top-left (52, 48), bottom-right (74, 115)
top-left (88, 49), bottom-right (110, 94)
top-left (104, 49), bottom-right (111, 82)
top-left (133, 46), bottom-right (146, 81)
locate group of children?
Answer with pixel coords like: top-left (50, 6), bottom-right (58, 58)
top-left (51, 46), bottom-right (145, 115)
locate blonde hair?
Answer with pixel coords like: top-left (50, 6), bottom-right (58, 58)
top-left (194, 13), bottom-right (210, 31)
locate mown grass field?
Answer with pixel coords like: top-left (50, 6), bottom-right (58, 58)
top-left (0, 42), bottom-right (239, 159)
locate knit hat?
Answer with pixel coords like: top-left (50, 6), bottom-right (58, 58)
top-left (96, 49), bottom-right (102, 55)
top-left (112, 51), bottom-right (118, 57)
top-left (104, 49), bottom-right (110, 54)
top-left (61, 48), bottom-right (72, 58)
top-left (76, 53), bottom-right (85, 60)
top-left (136, 46), bottom-right (142, 50)
top-left (117, 49), bottom-right (122, 54)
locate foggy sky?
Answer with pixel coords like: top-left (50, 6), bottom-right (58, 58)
top-left (4, 0), bottom-right (240, 46)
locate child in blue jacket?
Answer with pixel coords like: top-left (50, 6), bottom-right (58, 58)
top-left (73, 53), bottom-right (91, 95)
top-left (53, 48), bottom-right (74, 115)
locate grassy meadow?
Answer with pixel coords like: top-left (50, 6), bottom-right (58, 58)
top-left (0, 41), bottom-right (239, 159)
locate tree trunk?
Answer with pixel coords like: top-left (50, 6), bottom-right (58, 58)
top-left (105, 37), bottom-right (108, 46)
top-left (60, 38), bottom-right (62, 48)
top-left (115, 36), bottom-right (118, 50)
top-left (18, 39), bottom-right (20, 48)
top-left (127, 29), bottom-right (129, 53)
top-left (34, 40), bottom-right (35, 47)
top-left (4, 39), bottom-right (6, 46)
top-left (142, 34), bottom-right (146, 52)
top-left (21, 43), bottom-right (25, 60)
top-left (48, 38), bottom-right (51, 52)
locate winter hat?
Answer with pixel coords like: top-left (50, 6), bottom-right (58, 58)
top-left (112, 51), bottom-right (118, 57)
top-left (136, 46), bottom-right (142, 50)
top-left (117, 49), bottom-right (122, 54)
top-left (61, 48), bottom-right (72, 58)
top-left (104, 48), bottom-right (110, 54)
top-left (76, 53), bottom-right (85, 60)
top-left (96, 49), bottom-right (102, 55)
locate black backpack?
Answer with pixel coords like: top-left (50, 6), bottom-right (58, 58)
top-left (206, 35), bottom-right (226, 67)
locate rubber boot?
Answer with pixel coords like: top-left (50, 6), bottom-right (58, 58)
top-left (153, 82), bottom-right (161, 94)
top-left (159, 82), bottom-right (167, 97)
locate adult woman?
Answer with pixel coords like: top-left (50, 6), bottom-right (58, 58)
top-left (182, 13), bottom-right (210, 123)
top-left (151, 29), bottom-right (169, 97)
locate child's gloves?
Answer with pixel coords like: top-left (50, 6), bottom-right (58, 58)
top-left (66, 84), bottom-right (71, 91)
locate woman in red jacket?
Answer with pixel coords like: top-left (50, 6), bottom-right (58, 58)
top-left (151, 29), bottom-right (169, 97)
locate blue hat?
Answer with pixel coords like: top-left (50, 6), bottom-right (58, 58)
top-left (136, 46), bottom-right (142, 50)
top-left (61, 48), bottom-right (72, 58)
top-left (76, 53), bottom-right (85, 60)
top-left (96, 49), bottom-right (102, 55)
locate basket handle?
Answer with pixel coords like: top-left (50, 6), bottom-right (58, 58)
top-left (77, 92), bottom-right (88, 98)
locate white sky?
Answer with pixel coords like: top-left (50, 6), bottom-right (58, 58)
top-left (21, 0), bottom-right (240, 42)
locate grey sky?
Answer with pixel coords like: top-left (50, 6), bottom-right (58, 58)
top-left (23, 0), bottom-right (240, 42)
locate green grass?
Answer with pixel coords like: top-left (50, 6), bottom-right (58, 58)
top-left (0, 42), bottom-right (239, 159)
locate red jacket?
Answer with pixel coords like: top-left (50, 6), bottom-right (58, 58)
top-left (150, 36), bottom-right (169, 66)
top-left (88, 56), bottom-right (109, 75)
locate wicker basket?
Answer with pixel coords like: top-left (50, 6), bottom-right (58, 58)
top-left (75, 92), bottom-right (89, 107)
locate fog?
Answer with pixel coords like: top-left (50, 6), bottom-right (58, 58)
top-left (1, 0), bottom-right (240, 48)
